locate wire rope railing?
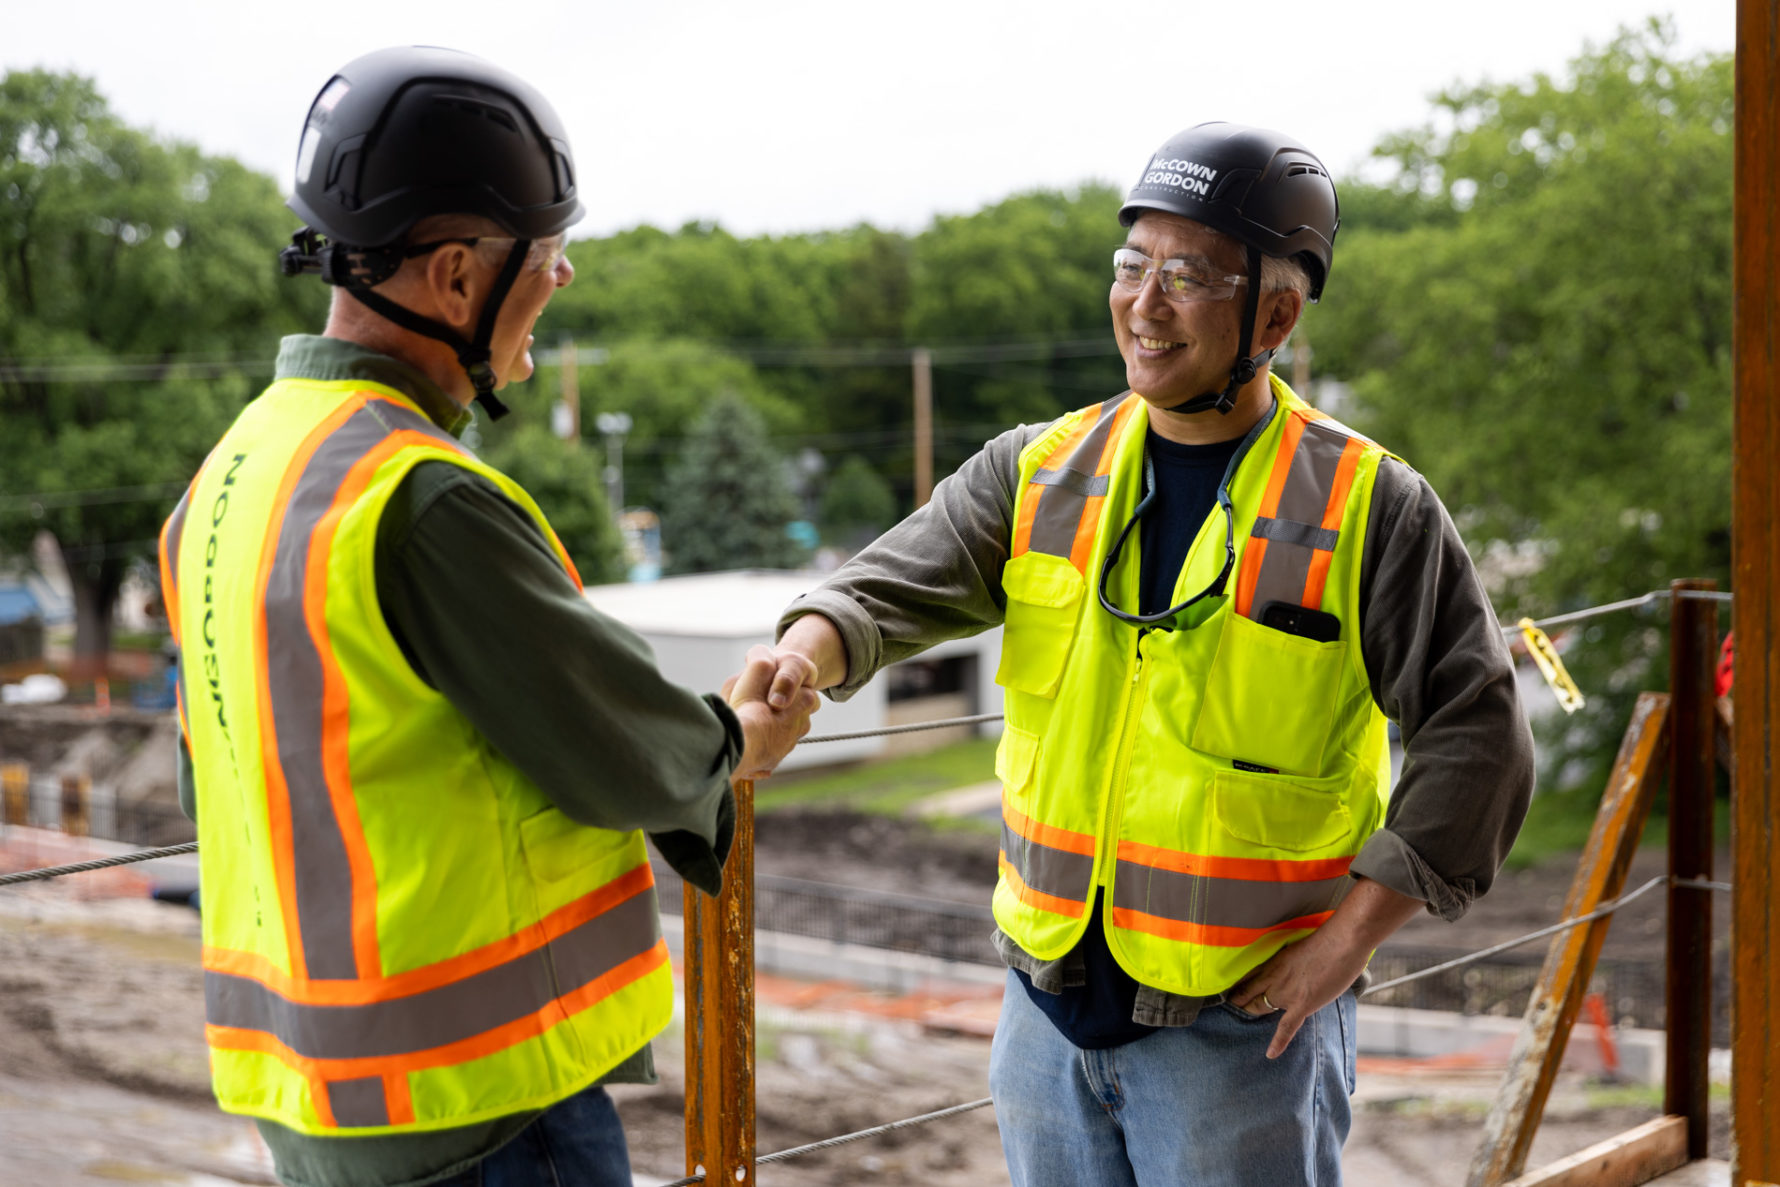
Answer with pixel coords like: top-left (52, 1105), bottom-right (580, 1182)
top-left (0, 581), bottom-right (1737, 1182)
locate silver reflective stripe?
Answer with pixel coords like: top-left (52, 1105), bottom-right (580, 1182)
top-left (1032, 468), bottom-right (1111, 497)
top-left (1251, 516), bottom-right (1338, 551)
top-left (1000, 820), bottom-right (1093, 908)
top-left (326, 1076), bottom-right (388, 1127)
top-left (164, 488), bottom-right (192, 600)
top-left (260, 399), bottom-right (455, 980)
top-left (1113, 860), bottom-right (1352, 931)
top-left (1026, 393), bottom-right (1132, 560)
top-left (164, 489), bottom-right (194, 722)
top-left (205, 881), bottom-right (662, 1060)
top-left (1246, 418), bottom-right (1353, 614)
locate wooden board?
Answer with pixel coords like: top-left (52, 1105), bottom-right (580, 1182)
top-left (1465, 693), bottom-right (1671, 1187)
top-left (1502, 1116), bottom-right (1687, 1187)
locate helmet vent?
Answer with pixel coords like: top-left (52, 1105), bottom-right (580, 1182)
top-left (1284, 163), bottom-right (1327, 178)
top-left (434, 94), bottom-right (519, 133)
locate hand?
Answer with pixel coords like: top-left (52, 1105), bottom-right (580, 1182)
top-left (768, 614), bottom-right (847, 708)
top-left (722, 644), bottom-right (820, 781)
top-left (1225, 878), bottom-right (1423, 1058)
top-left (1226, 928), bottom-right (1372, 1059)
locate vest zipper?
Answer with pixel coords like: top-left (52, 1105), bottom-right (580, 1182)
top-left (1095, 627), bottom-right (1154, 912)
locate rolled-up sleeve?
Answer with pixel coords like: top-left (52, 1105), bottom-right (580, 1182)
top-left (1349, 460), bottom-right (1535, 921)
top-left (778, 423), bottom-right (1043, 697)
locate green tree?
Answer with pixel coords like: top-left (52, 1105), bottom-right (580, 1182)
top-left (478, 424), bottom-right (626, 585)
top-left (1311, 21), bottom-right (1733, 793)
top-left (818, 454), bottom-right (897, 549)
top-left (660, 391), bottom-right (807, 575)
top-left (0, 70), bottom-right (321, 673)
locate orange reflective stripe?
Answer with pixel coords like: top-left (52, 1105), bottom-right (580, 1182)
top-left (204, 942), bottom-right (669, 1083)
top-left (383, 1072), bottom-right (415, 1126)
top-left (999, 853), bottom-right (1089, 919)
top-left (1233, 536), bottom-right (1267, 619)
top-left (1301, 437), bottom-right (1365, 608)
top-left (1010, 483), bottom-right (1044, 558)
top-left (1115, 839), bottom-right (1355, 883)
top-left (202, 862), bottom-right (656, 1005)
top-left (1109, 905), bottom-right (1333, 947)
top-left (1256, 413), bottom-right (1306, 519)
top-left (1003, 801), bottom-right (1097, 857)
top-left (255, 399), bottom-right (364, 980)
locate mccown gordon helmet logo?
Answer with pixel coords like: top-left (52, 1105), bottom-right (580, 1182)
top-left (1142, 156), bottom-right (1221, 197)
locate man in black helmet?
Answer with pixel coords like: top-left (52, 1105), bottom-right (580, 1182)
top-left (161, 47), bottom-right (816, 1187)
top-left (765, 123), bottom-right (1532, 1185)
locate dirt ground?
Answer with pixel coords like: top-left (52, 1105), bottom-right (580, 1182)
top-left (0, 808), bottom-right (1734, 1186)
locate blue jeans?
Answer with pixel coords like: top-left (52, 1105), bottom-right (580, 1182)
top-left (432, 1085), bottom-right (633, 1187)
top-left (988, 971), bottom-right (1356, 1187)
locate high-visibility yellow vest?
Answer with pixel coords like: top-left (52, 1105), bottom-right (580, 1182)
top-left (157, 378), bottom-right (672, 1135)
top-left (992, 375), bottom-right (1395, 997)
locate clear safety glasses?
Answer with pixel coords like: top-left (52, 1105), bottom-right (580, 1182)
top-left (1112, 247), bottom-right (1247, 304)
top-left (402, 233), bottom-right (570, 274)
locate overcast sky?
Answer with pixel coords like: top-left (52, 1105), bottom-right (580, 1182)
top-left (5, 1), bottom-right (1736, 239)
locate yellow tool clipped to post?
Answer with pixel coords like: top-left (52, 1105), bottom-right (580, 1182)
top-left (1518, 618), bottom-right (1585, 714)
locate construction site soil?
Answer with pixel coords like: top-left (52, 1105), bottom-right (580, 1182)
top-left (0, 799), bottom-right (1734, 1185)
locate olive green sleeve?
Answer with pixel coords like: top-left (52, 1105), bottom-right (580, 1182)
top-left (1349, 459), bottom-right (1536, 920)
top-left (777, 422), bottom-right (1046, 699)
top-left (375, 461), bottom-right (739, 893)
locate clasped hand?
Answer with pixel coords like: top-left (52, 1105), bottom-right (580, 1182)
top-left (721, 644), bottom-right (821, 781)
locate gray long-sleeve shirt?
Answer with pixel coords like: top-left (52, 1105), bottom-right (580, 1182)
top-left (176, 335), bottom-right (739, 1187)
top-left (779, 405), bottom-right (1534, 1024)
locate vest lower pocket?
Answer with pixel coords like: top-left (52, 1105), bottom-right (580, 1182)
top-left (1190, 610), bottom-right (1347, 777)
top-left (996, 552), bottom-right (1085, 698)
top-left (1209, 769), bottom-right (1353, 853)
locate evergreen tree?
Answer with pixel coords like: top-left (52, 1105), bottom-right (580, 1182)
top-left (660, 391), bottom-right (807, 575)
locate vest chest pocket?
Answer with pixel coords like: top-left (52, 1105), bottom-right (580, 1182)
top-left (1190, 610), bottom-right (1348, 778)
top-left (996, 552), bottom-right (1086, 698)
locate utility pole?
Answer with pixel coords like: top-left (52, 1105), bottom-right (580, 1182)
top-left (912, 347), bottom-right (933, 508)
top-left (556, 335), bottom-right (580, 444)
top-left (595, 412), bottom-right (632, 514)
top-left (1731, 0), bottom-right (1779, 1180)
top-left (1291, 328), bottom-right (1311, 395)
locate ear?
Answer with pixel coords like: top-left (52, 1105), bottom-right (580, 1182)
top-left (1254, 288), bottom-right (1304, 354)
top-left (419, 244), bottom-right (482, 334)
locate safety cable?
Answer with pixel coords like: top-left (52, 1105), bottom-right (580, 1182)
top-left (658, 1096), bottom-right (998, 1185)
top-left (1360, 873), bottom-right (1730, 998)
top-left (0, 841), bottom-right (198, 888)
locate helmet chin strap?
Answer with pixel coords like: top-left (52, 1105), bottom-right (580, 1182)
top-left (1157, 245), bottom-right (1269, 418)
top-left (343, 239), bottom-right (532, 421)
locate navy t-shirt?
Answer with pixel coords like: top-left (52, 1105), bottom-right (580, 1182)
top-left (1012, 426), bottom-right (1243, 1048)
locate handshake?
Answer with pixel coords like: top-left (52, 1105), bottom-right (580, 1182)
top-left (719, 615), bottom-right (848, 783)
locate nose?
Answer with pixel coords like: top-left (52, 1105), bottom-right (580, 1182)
top-left (1131, 269), bottom-right (1174, 320)
top-left (554, 254), bottom-right (575, 288)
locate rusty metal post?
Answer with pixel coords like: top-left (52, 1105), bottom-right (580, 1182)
top-left (684, 777), bottom-right (755, 1185)
top-left (59, 773), bottom-right (90, 837)
top-left (1665, 579), bottom-right (1716, 1160)
top-left (1467, 693), bottom-right (1671, 1187)
top-left (1732, 0), bottom-right (1780, 1180)
top-left (1, 762), bottom-right (28, 827)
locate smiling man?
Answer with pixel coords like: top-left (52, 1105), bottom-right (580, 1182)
top-left (768, 123), bottom-right (1533, 1185)
top-left (158, 47), bottom-right (816, 1187)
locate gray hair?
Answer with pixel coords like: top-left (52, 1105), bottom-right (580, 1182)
top-left (1260, 253), bottom-right (1313, 302)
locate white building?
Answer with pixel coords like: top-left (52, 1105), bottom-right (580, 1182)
top-left (582, 570), bottom-right (1004, 771)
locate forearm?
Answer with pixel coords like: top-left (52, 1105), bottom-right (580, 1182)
top-left (777, 423), bottom-right (1042, 696)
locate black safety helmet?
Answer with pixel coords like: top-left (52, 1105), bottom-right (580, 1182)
top-left (1119, 122), bottom-right (1339, 415)
top-left (278, 46), bottom-right (584, 418)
